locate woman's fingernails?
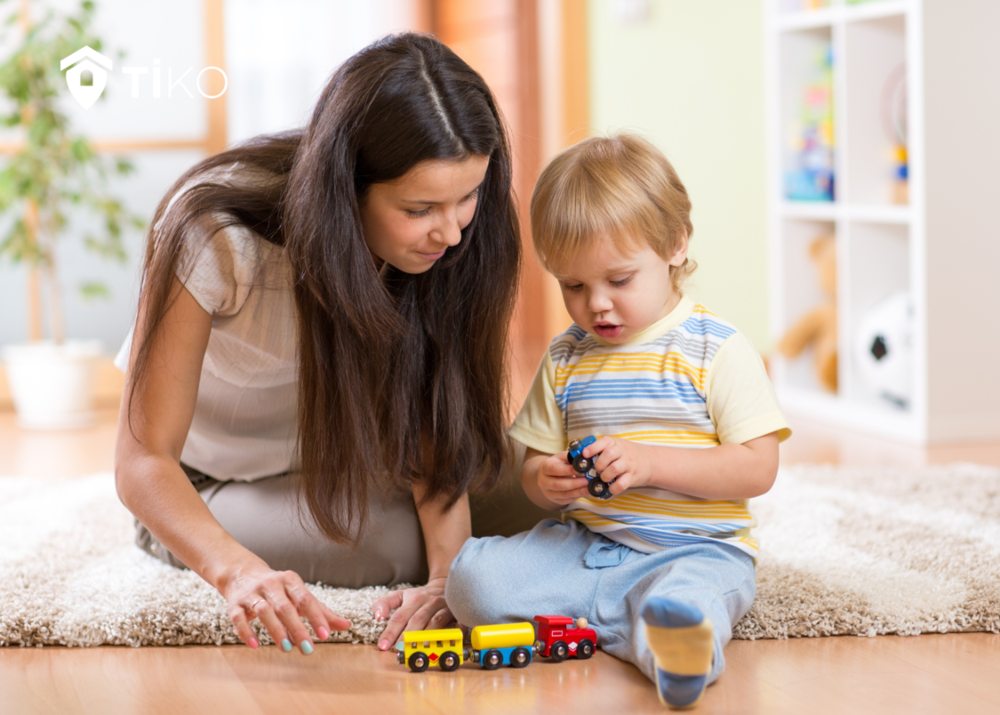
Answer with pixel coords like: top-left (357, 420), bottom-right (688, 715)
top-left (248, 637), bottom-right (260, 649)
top-left (300, 640), bottom-right (314, 655)
top-left (378, 639), bottom-right (388, 651)
top-left (317, 627), bottom-right (330, 641)
top-left (281, 638), bottom-right (293, 653)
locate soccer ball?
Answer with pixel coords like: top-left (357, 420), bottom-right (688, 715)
top-left (854, 292), bottom-right (914, 409)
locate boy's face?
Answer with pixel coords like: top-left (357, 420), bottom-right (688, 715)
top-left (551, 235), bottom-right (688, 345)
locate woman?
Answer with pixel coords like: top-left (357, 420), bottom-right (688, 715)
top-left (115, 33), bottom-right (544, 656)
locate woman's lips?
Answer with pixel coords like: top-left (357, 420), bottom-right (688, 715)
top-left (417, 249), bottom-right (446, 261)
top-left (593, 323), bottom-right (623, 339)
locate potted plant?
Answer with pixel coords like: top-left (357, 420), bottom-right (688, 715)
top-left (0, 0), bottom-right (144, 428)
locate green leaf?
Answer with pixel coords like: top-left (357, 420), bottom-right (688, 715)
top-left (79, 281), bottom-right (110, 300)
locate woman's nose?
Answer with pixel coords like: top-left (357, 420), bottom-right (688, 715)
top-left (433, 209), bottom-right (463, 247)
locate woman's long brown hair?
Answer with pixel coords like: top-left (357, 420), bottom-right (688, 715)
top-left (127, 33), bottom-right (520, 542)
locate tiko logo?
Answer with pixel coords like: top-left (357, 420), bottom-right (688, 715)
top-left (59, 45), bottom-right (112, 109)
top-left (59, 45), bottom-right (228, 106)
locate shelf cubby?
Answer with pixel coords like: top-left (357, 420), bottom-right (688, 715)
top-left (766, 0), bottom-right (1000, 443)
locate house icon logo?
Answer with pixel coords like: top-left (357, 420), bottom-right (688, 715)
top-left (59, 46), bottom-right (113, 109)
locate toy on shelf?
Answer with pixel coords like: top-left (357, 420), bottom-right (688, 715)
top-left (567, 436), bottom-right (614, 499)
top-left (784, 45), bottom-right (835, 202)
top-left (395, 616), bottom-right (599, 673)
top-left (397, 627), bottom-right (464, 672)
top-left (882, 63), bottom-right (909, 204)
top-left (775, 234), bottom-right (838, 392)
top-left (533, 615), bottom-right (599, 661)
top-left (854, 292), bottom-right (914, 409)
top-left (468, 621), bottom-right (535, 669)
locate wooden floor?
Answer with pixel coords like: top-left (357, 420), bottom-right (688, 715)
top-left (2, 407), bottom-right (999, 715)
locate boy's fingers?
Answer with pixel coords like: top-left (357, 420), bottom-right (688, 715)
top-left (585, 436), bottom-right (612, 457)
top-left (608, 475), bottom-right (630, 495)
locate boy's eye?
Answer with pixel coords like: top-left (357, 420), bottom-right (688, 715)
top-left (562, 283), bottom-right (584, 292)
top-left (610, 275), bottom-right (633, 288)
top-left (405, 207), bottom-right (432, 218)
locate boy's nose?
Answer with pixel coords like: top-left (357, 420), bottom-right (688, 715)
top-left (588, 291), bottom-right (612, 313)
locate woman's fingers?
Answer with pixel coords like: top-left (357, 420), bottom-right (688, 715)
top-left (377, 589), bottom-right (452, 651)
top-left (250, 597), bottom-right (292, 652)
top-left (224, 567), bottom-right (351, 654)
top-left (228, 603), bottom-right (260, 649)
top-left (320, 603), bottom-right (352, 633)
top-left (406, 598), bottom-right (451, 632)
top-left (283, 577), bottom-right (350, 642)
top-left (268, 587), bottom-right (317, 654)
top-left (371, 589), bottom-right (403, 621)
top-left (378, 600), bottom-right (415, 651)
top-left (426, 605), bottom-right (455, 630)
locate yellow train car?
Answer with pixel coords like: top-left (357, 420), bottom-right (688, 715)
top-left (469, 621), bottom-right (535, 669)
top-left (397, 627), bottom-right (465, 672)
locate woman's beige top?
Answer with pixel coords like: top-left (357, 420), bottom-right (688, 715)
top-left (116, 167), bottom-right (298, 481)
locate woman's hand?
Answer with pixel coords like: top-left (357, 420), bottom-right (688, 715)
top-left (221, 564), bottom-right (351, 654)
top-left (536, 452), bottom-right (590, 505)
top-left (370, 577), bottom-right (454, 651)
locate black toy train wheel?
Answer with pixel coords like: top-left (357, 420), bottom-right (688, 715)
top-left (511, 647), bottom-right (531, 668)
top-left (578, 640), bottom-right (595, 659)
top-left (588, 478), bottom-right (609, 498)
top-left (550, 641), bottom-right (569, 662)
top-left (483, 649), bottom-right (502, 670)
top-left (440, 651), bottom-right (460, 672)
top-left (572, 455), bottom-right (592, 472)
top-left (408, 652), bottom-right (429, 672)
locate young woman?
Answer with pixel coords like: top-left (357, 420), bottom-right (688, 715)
top-left (115, 33), bottom-right (544, 657)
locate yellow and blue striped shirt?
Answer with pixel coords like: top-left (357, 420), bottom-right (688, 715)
top-left (510, 296), bottom-right (790, 558)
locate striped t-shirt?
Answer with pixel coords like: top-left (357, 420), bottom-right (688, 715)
top-left (510, 295), bottom-right (790, 558)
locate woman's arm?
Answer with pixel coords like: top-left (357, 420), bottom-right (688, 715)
top-left (584, 433), bottom-right (781, 500)
top-left (115, 277), bottom-right (348, 652)
top-left (370, 481), bottom-right (471, 650)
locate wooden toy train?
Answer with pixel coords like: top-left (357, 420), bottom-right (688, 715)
top-left (396, 615), bottom-right (599, 673)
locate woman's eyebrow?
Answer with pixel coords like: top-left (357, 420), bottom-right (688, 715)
top-left (401, 184), bottom-right (481, 205)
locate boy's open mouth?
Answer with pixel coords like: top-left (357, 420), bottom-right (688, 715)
top-left (593, 322), bottom-right (623, 339)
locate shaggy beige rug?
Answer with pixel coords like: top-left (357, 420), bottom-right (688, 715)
top-left (2, 464), bottom-right (998, 647)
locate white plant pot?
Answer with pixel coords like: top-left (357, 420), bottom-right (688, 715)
top-left (2, 340), bottom-right (103, 430)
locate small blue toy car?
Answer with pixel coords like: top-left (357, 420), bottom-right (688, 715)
top-left (567, 435), bottom-right (613, 499)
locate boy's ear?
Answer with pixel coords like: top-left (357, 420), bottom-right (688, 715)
top-left (667, 232), bottom-right (689, 267)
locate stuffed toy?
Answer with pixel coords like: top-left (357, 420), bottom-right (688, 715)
top-left (775, 234), bottom-right (838, 392)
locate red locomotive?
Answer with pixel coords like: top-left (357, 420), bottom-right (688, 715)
top-left (532, 615), bottom-right (598, 661)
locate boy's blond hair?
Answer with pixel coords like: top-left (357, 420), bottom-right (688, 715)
top-left (530, 134), bottom-right (695, 290)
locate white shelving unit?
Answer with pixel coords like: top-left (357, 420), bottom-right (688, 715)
top-left (765, 0), bottom-right (1000, 443)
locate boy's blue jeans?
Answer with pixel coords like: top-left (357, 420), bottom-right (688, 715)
top-left (445, 518), bottom-right (756, 683)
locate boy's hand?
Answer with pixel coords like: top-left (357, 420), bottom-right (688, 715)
top-left (536, 452), bottom-right (591, 505)
top-left (586, 436), bottom-right (652, 495)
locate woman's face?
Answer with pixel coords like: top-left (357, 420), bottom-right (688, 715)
top-left (360, 155), bottom-right (489, 274)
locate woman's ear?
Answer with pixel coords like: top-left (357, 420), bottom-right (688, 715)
top-left (668, 232), bottom-right (689, 267)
